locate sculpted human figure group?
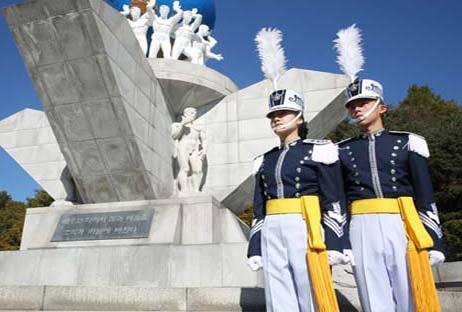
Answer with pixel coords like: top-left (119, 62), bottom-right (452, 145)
top-left (121, 0), bottom-right (222, 65)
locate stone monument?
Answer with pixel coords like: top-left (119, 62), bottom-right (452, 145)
top-left (0, 0), bottom-right (370, 310)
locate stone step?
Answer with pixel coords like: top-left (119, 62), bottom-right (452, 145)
top-left (0, 285), bottom-right (365, 312)
top-left (3, 285), bottom-right (458, 311)
top-left (0, 243), bottom-right (262, 289)
top-left (0, 286), bottom-right (265, 311)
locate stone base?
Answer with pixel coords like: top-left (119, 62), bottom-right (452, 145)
top-left (0, 285), bottom-right (359, 311)
top-left (0, 243), bottom-right (262, 288)
top-left (0, 285), bottom-right (460, 312)
top-left (0, 286), bottom-right (265, 311)
top-left (0, 194), bottom-right (266, 310)
top-left (0, 247), bottom-right (360, 311)
top-left (2, 252), bottom-right (459, 311)
top-left (0, 195), bottom-right (264, 306)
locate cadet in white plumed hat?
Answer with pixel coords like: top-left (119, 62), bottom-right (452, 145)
top-left (246, 28), bottom-right (349, 312)
top-left (334, 24), bottom-right (445, 312)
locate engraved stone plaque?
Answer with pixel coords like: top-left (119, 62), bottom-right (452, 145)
top-left (51, 209), bottom-right (154, 241)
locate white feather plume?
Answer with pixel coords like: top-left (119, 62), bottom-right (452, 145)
top-left (333, 24), bottom-right (365, 82)
top-left (255, 28), bottom-right (287, 89)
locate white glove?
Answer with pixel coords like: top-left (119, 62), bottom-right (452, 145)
top-left (328, 250), bottom-right (347, 266)
top-left (247, 256), bottom-right (263, 271)
top-left (428, 250), bottom-right (445, 266)
top-left (343, 249), bottom-right (355, 266)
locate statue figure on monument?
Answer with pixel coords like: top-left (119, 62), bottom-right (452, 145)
top-left (171, 107), bottom-right (208, 193)
top-left (186, 24), bottom-right (223, 65)
top-left (171, 9), bottom-right (202, 60)
top-left (120, 0), bottom-right (155, 56)
top-left (148, 0), bottom-right (183, 58)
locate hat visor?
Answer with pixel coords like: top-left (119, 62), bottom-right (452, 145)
top-left (344, 94), bottom-right (380, 107)
top-left (266, 107), bottom-right (302, 118)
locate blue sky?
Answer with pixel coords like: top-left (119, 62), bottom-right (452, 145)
top-left (0, 0), bottom-right (461, 201)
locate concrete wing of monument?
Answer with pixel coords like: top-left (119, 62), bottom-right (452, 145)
top-left (0, 108), bottom-right (74, 202)
top-left (4, 0), bottom-right (175, 204)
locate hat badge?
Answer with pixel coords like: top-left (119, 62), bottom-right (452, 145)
top-left (273, 92), bottom-right (282, 101)
top-left (350, 80), bottom-right (359, 92)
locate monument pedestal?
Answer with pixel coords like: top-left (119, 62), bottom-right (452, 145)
top-left (2, 195), bottom-right (260, 287)
top-left (0, 195), bottom-right (266, 311)
top-left (0, 194), bottom-right (367, 311)
top-left (0, 193), bottom-right (370, 311)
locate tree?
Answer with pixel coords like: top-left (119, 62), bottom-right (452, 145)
top-left (0, 189), bottom-right (53, 250)
top-left (26, 189), bottom-right (54, 208)
top-left (327, 119), bottom-right (358, 143)
top-left (0, 193), bottom-right (26, 250)
top-left (239, 205), bottom-right (253, 227)
top-left (384, 86), bottom-right (462, 213)
top-left (441, 212), bottom-right (462, 261)
top-left (0, 191), bottom-right (12, 209)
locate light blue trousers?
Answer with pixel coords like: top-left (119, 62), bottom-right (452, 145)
top-left (350, 214), bottom-right (415, 312)
top-left (261, 214), bottom-right (317, 312)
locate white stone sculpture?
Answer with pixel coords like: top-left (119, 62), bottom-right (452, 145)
top-left (148, 0), bottom-right (183, 59)
top-left (120, 1), bottom-right (155, 56)
top-left (171, 107), bottom-right (208, 193)
top-left (171, 9), bottom-right (202, 60)
top-left (186, 24), bottom-right (223, 65)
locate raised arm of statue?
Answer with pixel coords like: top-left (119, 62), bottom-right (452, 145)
top-left (171, 1), bottom-right (183, 24)
top-left (121, 4), bottom-right (130, 16)
top-left (206, 35), bottom-right (218, 49)
top-left (191, 12), bottom-right (203, 32)
top-left (173, 1), bottom-right (182, 13)
top-left (145, 0), bottom-right (156, 20)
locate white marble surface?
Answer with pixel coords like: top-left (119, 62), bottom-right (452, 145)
top-left (0, 109), bottom-right (71, 202)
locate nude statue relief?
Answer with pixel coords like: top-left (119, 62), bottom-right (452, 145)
top-left (171, 107), bottom-right (208, 193)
